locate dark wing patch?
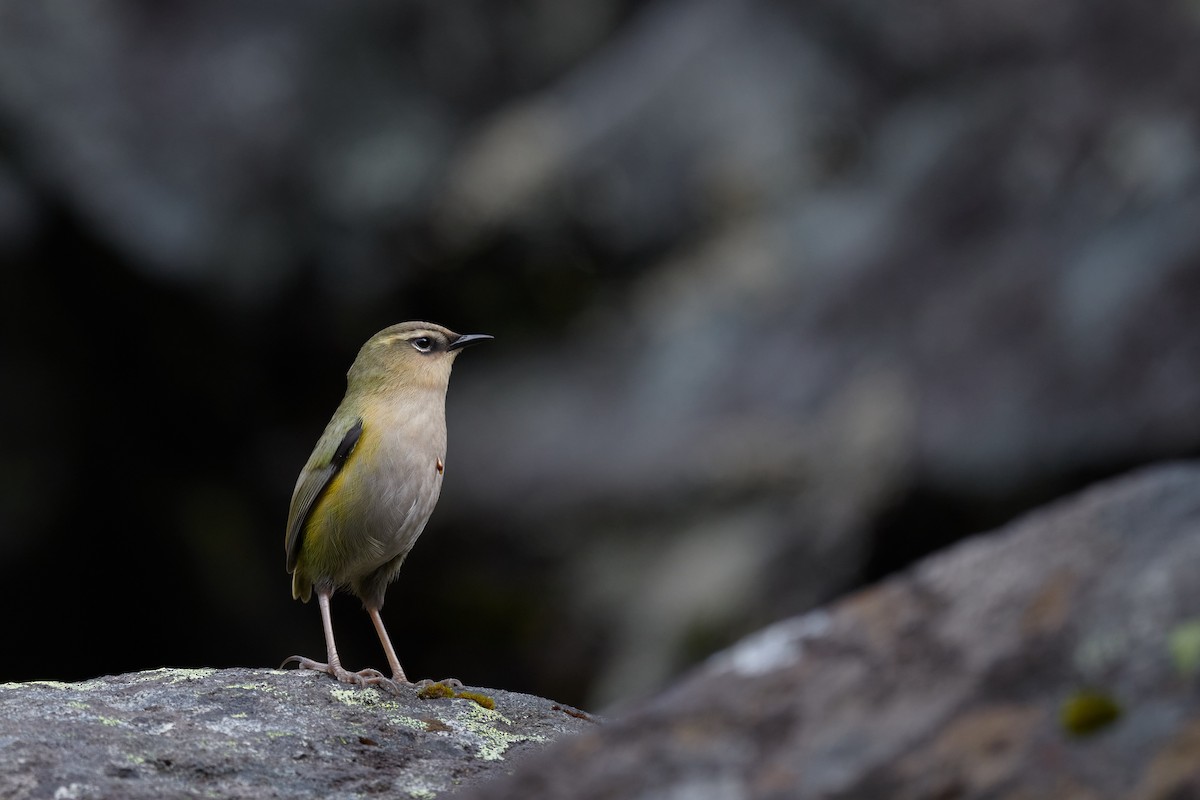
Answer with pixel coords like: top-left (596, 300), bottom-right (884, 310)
top-left (331, 418), bottom-right (362, 465)
top-left (285, 417), bottom-right (363, 573)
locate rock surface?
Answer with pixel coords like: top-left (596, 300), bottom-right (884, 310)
top-left (461, 462), bottom-right (1200, 799)
top-left (0, 668), bottom-right (594, 799)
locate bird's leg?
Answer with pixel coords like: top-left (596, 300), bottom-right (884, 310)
top-left (367, 606), bottom-right (409, 684)
top-left (368, 606), bottom-right (464, 690)
top-left (281, 592), bottom-right (386, 686)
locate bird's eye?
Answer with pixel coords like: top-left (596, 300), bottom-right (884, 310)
top-left (410, 336), bottom-right (434, 353)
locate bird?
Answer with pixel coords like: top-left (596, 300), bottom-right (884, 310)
top-left (281, 321), bottom-right (491, 688)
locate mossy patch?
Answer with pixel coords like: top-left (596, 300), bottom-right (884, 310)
top-left (453, 690), bottom-right (495, 710)
top-left (416, 682), bottom-right (455, 700)
top-left (416, 683), bottom-right (495, 709)
top-left (1060, 689), bottom-right (1122, 737)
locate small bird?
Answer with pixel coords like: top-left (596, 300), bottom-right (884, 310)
top-left (282, 321), bottom-right (491, 688)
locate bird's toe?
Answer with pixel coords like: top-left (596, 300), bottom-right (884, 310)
top-left (280, 655), bottom-right (330, 672)
top-left (280, 656), bottom-right (387, 690)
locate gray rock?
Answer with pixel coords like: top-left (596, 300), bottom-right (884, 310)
top-left (462, 462), bottom-right (1200, 799)
top-left (0, 668), bottom-right (594, 799)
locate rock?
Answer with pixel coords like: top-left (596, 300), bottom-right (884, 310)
top-left (460, 462), bottom-right (1200, 799)
top-left (0, 667), bottom-right (594, 799)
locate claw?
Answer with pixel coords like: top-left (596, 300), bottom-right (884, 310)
top-left (281, 656), bottom-right (399, 690)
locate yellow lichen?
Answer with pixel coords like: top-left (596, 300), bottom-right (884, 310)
top-left (330, 687), bottom-right (380, 706)
top-left (224, 683), bottom-right (277, 692)
top-left (139, 668), bottom-right (217, 684)
top-left (457, 696), bottom-right (545, 761)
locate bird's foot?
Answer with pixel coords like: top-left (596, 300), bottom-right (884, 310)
top-left (280, 656), bottom-right (399, 691)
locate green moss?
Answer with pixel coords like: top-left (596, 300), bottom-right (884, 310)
top-left (415, 682), bottom-right (495, 709)
top-left (453, 690), bottom-right (495, 710)
top-left (1169, 620), bottom-right (1200, 677)
top-left (1060, 689), bottom-right (1122, 736)
top-left (417, 682), bottom-right (456, 700)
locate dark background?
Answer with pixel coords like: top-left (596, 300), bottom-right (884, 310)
top-left (3, 0), bottom-right (1200, 711)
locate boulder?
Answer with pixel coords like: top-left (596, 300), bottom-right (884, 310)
top-left (0, 668), bottom-right (594, 799)
top-left (463, 462), bottom-right (1200, 799)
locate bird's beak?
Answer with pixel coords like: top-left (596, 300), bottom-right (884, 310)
top-left (448, 333), bottom-right (494, 351)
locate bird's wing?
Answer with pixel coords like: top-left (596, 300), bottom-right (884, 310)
top-left (285, 415), bottom-right (364, 573)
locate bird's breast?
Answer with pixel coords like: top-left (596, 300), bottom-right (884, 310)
top-left (331, 393), bottom-right (448, 566)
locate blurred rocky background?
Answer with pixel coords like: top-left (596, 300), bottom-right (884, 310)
top-left (1, 0), bottom-right (1199, 711)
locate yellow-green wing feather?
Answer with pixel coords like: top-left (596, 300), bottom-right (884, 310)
top-left (285, 416), bottom-right (364, 573)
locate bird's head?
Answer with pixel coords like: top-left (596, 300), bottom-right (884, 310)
top-left (347, 321), bottom-right (492, 395)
